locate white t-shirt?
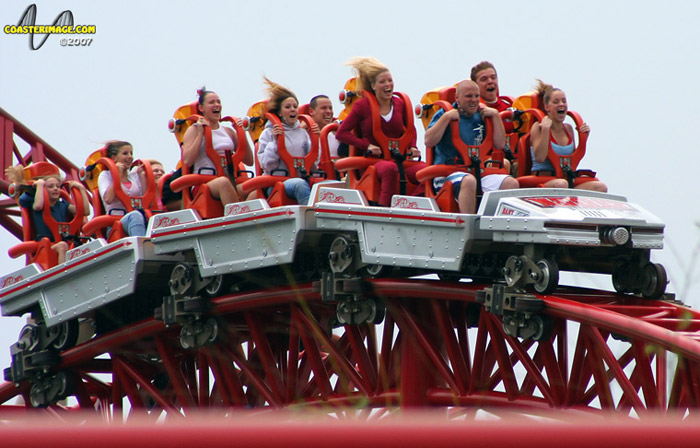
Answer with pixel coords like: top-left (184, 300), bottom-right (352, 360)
top-left (193, 126), bottom-right (236, 175)
top-left (98, 169), bottom-right (143, 215)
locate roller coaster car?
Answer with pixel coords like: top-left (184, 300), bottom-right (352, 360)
top-left (314, 185), bottom-right (667, 299)
top-left (7, 162), bottom-right (87, 270)
top-left (0, 232), bottom-right (183, 390)
top-left (240, 109), bottom-right (328, 207)
top-left (477, 188), bottom-right (667, 298)
top-left (515, 110), bottom-right (600, 189)
top-left (414, 98), bottom-right (509, 213)
top-left (334, 91), bottom-right (422, 203)
top-left (1, 161), bottom-right (178, 384)
top-left (80, 148), bottom-right (158, 242)
top-left (168, 111), bottom-right (251, 219)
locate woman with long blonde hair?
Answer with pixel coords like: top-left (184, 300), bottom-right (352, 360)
top-left (335, 57), bottom-right (425, 206)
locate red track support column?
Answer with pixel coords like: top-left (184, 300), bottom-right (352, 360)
top-left (399, 302), bottom-right (436, 407)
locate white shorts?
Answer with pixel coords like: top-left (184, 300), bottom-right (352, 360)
top-left (434, 172), bottom-right (508, 195)
top-left (481, 174), bottom-right (509, 192)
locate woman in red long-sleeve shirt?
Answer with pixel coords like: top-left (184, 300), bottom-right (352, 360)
top-left (335, 57), bottom-right (425, 206)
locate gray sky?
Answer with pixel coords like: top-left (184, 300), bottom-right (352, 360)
top-left (1, 0), bottom-right (699, 370)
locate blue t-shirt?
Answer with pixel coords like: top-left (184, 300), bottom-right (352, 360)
top-left (428, 108), bottom-right (485, 166)
top-left (19, 192), bottom-right (71, 242)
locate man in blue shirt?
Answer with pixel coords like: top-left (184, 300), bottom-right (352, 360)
top-left (424, 80), bottom-right (517, 213)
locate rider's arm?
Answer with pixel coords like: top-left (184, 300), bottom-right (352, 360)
top-left (424, 109), bottom-right (457, 148)
top-left (257, 127), bottom-right (280, 174)
top-left (530, 120), bottom-right (550, 163)
top-left (31, 179), bottom-right (45, 211)
top-left (182, 122), bottom-right (205, 167)
top-left (335, 99), bottom-right (371, 151)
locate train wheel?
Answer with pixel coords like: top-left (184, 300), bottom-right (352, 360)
top-left (362, 264), bottom-right (391, 278)
top-left (611, 260), bottom-right (630, 294)
top-left (203, 275), bottom-right (232, 298)
top-left (641, 263), bottom-right (667, 299)
top-left (28, 370), bottom-right (75, 408)
top-left (530, 314), bottom-right (553, 341)
top-left (169, 263), bottom-right (194, 295)
top-left (533, 259), bottom-right (559, 295)
top-left (29, 382), bottom-right (47, 408)
top-left (49, 319), bottom-right (80, 351)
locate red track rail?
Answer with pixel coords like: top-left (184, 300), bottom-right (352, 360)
top-left (1, 279), bottom-right (699, 419)
top-left (0, 107), bottom-right (80, 240)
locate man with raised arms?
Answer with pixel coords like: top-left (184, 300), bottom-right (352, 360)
top-left (424, 80), bottom-right (518, 214)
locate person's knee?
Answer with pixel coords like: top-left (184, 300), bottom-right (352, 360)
top-left (123, 210), bottom-right (146, 236)
top-left (284, 178), bottom-right (310, 203)
top-left (548, 179), bottom-right (568, 188)
top-left (500, 177), bottom-right (519, 190)
top-left (293, 179), bottom-right (309, 193)
top-left (210, 177), bottom-right (234, 195)
top-left (462, 175), bottom-right (477, 192)
top-left (453, 175), bottom-right (476, 198)
top-left (376, 162), bottom-right (399, 181)
top-left (53, 241), bottom-right (68, 253)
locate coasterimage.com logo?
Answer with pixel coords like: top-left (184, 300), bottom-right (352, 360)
top-left (3, 4), bottom-right (96, 50)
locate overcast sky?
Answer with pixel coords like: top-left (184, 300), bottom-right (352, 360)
top-left (1, 0), bottom-right (699, 370)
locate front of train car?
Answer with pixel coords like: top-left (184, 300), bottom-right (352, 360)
top-left (477, 188), bottom-right (666, 298)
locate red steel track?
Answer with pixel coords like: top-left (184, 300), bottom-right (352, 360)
top-left (2, 279), bottom-right (699, 419)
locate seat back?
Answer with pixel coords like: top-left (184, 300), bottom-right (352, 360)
top-left (511, 92), bottom-right (542, 134)
top-left (298, 103), bottom-right (311, 115)
top-left (337, 77), bottom-right (360, 121)
top-left (319, 122), bottom-right (340, 180)
top-left (415, 86), bottom-right (456, 130)
top-left (168, 101), bottom-right (199, 146)
top-left (242, 99), bottom-right (270, 145)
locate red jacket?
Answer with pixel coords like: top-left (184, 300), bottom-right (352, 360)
top-left (336, 95), bottom-right (417, 152)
